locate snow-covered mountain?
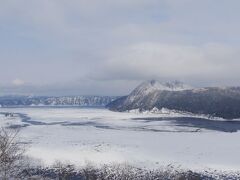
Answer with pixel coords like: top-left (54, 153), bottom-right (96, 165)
top-left (0, 96), bottom-right (117, 107)
top-left (126, 80), bottom-right (192, 103)
top-left (107, 80), bottom-right (240, 119)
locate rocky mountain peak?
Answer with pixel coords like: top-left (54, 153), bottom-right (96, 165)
top-left (134, 80), bottom-right (192, 94)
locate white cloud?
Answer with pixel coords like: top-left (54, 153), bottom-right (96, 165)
top-left (0, 0), bottom-right (240, 95)
top-left (12, 79), bottom-right (25, 86)
top-left (94, 42), bottom-right (240, 85)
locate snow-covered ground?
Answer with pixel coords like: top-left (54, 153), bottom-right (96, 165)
top-left (0, 107), bottom-right (240, 172)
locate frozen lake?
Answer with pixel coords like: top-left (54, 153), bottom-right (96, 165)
top-left (0, 107), bottom-right (240, 171)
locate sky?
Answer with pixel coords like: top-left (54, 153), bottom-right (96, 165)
top-left (0, 0), bottom-right (240, 96)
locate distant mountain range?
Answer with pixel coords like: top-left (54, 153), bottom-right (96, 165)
top-left (107, 80), bottom-right (240, 119)
top-left (0, 96), bottom-right (117, 107)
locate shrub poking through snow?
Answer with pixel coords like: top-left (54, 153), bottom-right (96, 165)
top-left (18, 163), bottom-right (240, 180)
top-left (0, 128), bottom-right (27, 179)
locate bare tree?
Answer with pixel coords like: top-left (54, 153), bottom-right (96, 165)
top-left (0, 128), bottom-right (25, 179)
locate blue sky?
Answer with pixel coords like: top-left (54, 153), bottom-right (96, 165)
top-left (0, 0), bottom-right (240, 96)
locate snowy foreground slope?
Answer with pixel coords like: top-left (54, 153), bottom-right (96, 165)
top-left (0, 107), bottom-right (240, 173)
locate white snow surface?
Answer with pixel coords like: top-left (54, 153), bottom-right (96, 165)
top-left (0, 107), bottom-right (239, 172)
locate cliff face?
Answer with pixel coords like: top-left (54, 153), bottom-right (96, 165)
top-left (107, 80), bottom-right (240, 119)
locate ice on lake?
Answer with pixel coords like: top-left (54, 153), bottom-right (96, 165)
top-left (0, 107), bottom-right (240, 171)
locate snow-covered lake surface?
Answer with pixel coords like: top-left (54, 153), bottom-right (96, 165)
top-left (0, 107), bottom-right (240, 171)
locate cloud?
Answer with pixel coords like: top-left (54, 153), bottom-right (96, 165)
top-left (0, 0), bottom-right (240, 95)
top-left (93, 42), bottom-right (240, 85)
top-left (12, 79), bottom-right (25, 86)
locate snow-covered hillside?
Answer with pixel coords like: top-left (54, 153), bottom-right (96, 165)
top-left (127, 80), bottom-right (192, 103)
top-left (0, 96), bottom-right (117, 107)
top-left (107, 80), bottom-right (240, 119)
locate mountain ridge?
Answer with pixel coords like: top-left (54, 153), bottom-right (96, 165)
top-left (0, 96), bottom-right (117, 107)
top-left (107, 80), bottom-right (240, 119)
